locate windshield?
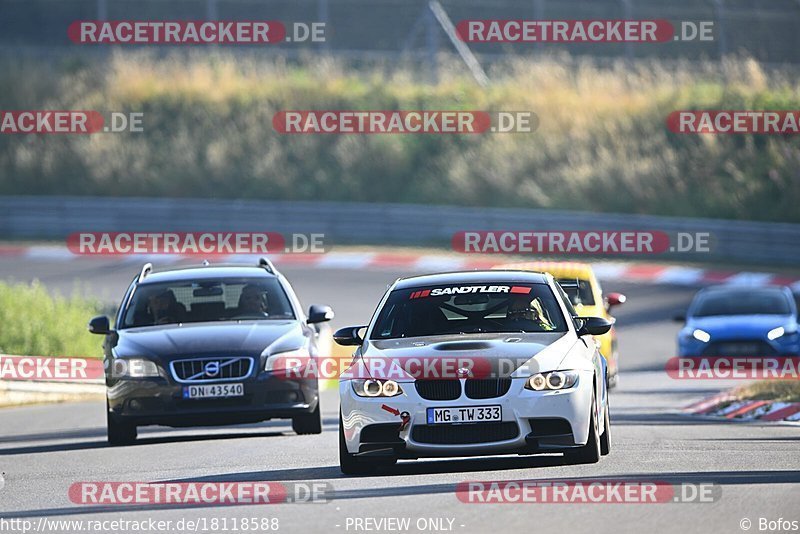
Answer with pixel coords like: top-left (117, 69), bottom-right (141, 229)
top-left (120, 277), bottom-right (295, 328)
top-left (691, 289), bottom-right (792, 317)
top-left (557, 278), bottom-right (596, 306)
top-left (370, 283), bottom-right (568, 339)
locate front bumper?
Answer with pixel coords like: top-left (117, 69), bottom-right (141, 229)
top-left (107, 373), bottom-right (319, 427)
top-left (678, 336), bottom-right (800, 357)
top-left (339, 374), bottom-right (593, 458)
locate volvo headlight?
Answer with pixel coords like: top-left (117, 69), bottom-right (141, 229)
top-left (525, 370), bottom-right (579, 391)
top-left (110, 358), bottom-right (160, 378)
top-left (352, 379), bottom-right (403, 397)
top-left (265, 348), bottom-right (310, 372)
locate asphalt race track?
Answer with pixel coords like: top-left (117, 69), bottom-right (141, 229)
top-left (0, 257), bottom-right (797, 534)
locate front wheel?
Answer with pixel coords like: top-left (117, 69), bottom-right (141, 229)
top-left (107, 403), bottom-right (137, 446)
top-left (607, 371), bottom-right (618, 389)
top-left (338, 414), bottom-right (396, 475)
top-left (339, 414), bottom-right (375, 475)
top-left (566, 391), bottom-right (601, 464)
top-left (600, 392), bottom-right (611, 456)
top-left (292, 403), bottom-right (322, 435)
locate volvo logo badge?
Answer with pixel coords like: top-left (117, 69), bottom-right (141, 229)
top-left (204, 361), bottom-right (221, 377)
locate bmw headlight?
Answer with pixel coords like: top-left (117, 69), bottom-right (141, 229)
top-left (525, 370), bottom-right (579, 391)
top-left (110, 358), bottom-right (160, 378)
top-left (692, 329), bottom-right (711, 343)
top-left (352, 379), bottom-right (403, 397)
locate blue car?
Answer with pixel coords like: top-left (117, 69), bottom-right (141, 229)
top-left (675, 285), bottom-right (800, 357)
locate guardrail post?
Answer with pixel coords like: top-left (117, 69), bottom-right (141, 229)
top-left (621, 0), bottom-right (633, 61)
top-left (206, 0), bottom-right (218, 21)
top-left (711, 0), bottom-right (728, 58)
top-left (97, 0), bottom-right (107, 21)
top-left (425, 3), bottom-right (439, 84)
top-left (318, 0), bottom-right (330, 52)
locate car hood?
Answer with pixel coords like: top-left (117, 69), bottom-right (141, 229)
top-left (357, 332), bottom-right (573, 380)
top-left (114, 321), bottom-right (305, 362)
top-left (686, 314), bottom-right (795, 340)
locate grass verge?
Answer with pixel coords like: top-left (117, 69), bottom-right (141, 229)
top-left (735, 381), bottom-right (800, 403)
top-left (0, 281), bottom-right (103, 358)
top-left (1, 53), bottom-right (799, 222)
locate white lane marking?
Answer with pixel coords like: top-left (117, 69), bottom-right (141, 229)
top-left (413, 256), bottom-right (467, 272)
top-left (591, 262), bottom-right (629, 281)
top-left (317, 253), bottom-right (375, 269)
top-left (654, 266), bottom-right (706, 285)
top-left (25, 246), bottom-right (75, 260)
top-left (722, 272), bottom-right (773, 286)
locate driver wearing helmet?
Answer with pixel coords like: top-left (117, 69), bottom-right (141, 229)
top-left (507, 295), bottom-right (555, 331)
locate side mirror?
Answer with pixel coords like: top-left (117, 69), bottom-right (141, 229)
top-left (576, 316), bottom-right (612, 336)
top-left (88, 315), bottom-right (112, 335)
top-left (307, 304), bottom-right (334, 324)
top-left (333, 326), bottom-right (366, 346)
top-left (672, 312), bottom-right (686, 323)
top-left (605, 292), bottom-right (626, 310)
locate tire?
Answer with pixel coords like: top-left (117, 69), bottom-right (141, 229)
top-left (566, 390), bottom-right (601, 464)
top-left (107, 403), bottom-right (137, 446)
top-left (339, 414), bottom-right (379, 475)
top-left (600, 392), bottom-right (611, 456)
top-left (607, 371), bottom-right (618, 389)
top-left (292, 403), bottom-right (322, 435)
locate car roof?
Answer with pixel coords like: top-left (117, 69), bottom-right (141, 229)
top-left (393, 270), bottom-right (550, 290)
top-left (139, 264), bottom-right (276, 284)
top-left (697, 284), bottom-right (790, 295)
top-left (492, 261), bottom-right (595, 280)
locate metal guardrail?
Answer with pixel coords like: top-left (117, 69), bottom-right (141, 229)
top-left (1, 196), bottom-right (799, 266)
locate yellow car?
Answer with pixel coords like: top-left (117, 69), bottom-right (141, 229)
top-left (492, 261), bottom-right (625, 388)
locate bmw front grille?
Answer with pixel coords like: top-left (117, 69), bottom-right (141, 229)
top-left (414, 378), bottom-right (512, 400)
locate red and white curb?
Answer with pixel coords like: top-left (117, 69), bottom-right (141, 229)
top-left (682, 393), bottom-right (800, 423)
top-left (2, 246), bottom-right (800, 289)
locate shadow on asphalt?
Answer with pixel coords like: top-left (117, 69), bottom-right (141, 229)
top-left (609, 413), bottom-right (749, 426)
top-left (0, 419), bottom-right (339, 455)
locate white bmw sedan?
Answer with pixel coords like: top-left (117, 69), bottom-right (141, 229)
top-left (335, 270), bottom-right (612, 474)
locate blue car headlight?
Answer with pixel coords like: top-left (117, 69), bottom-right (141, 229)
top-left (692, 329), bottom-right (711, 343)
top-left (767, 326), bottom-right (785, 340)
top-left (768, 325), bottom-right (799, 344)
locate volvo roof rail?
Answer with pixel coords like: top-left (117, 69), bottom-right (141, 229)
top-left (258, 257), bottom-right (276, 274)
top-left (138, 263), bottom-right (153, 283)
